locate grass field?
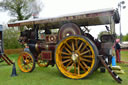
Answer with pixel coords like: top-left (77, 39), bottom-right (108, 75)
top-left (121, 50), bottom-right (128, 62)
top-left (0, 51), bottom-right (128, 85)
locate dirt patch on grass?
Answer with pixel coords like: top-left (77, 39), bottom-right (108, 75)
top-left (4, 48), bottom-right (24, 55)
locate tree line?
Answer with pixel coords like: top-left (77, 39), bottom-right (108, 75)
top-left (0, 0), bottom-right (42, 49)
top-left (118, 34), bottom-right (128, 41)
top-left (3, 27), bottom-right (22, 49)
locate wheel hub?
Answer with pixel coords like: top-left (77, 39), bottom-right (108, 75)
top-left (71, 52), bottom-right (79, 62)
top-left (24, 59), bottom-right (29, 64)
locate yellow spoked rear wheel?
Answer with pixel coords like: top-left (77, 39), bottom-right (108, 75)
top-left (55, 35), bottom-right (98, 79)
top-left (37, 53), bottom-right (49, 67)
top-left (18, 52), bottom-right (35, 72)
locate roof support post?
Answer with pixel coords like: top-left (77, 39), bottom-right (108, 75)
top-left (110, 16), bottom-right (115, 34)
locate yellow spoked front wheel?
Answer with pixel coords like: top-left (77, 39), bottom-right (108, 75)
top-left (18, 52), bottom-right (35, 72)
top-left (55, 35), bottom-right (98, 79)
top-left (37, 53), bottom-right (49, 67)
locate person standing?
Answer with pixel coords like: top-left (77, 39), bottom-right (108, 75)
top-left (115, 39), bottom-right (121, 63)
top-left (24, 43), bottom-right (30, 52)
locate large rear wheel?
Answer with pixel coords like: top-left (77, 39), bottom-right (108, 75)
top-left (55, 35), bottom-right (99, 79)
top-left (18, 52), bottom-right (35, 72)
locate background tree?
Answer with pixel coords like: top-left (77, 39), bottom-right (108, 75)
top-left (123, 33), bottom-right (128, 41)
top-left (0, 0), bottom-right (43, 31)
top-left (3, 27), bottom-right (22, 49)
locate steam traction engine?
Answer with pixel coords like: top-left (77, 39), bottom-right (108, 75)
top-left (8, 8), bottom-right (122, 83)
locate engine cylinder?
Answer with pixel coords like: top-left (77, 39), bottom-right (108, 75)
top-left (35, 43), bottom-right (56, 52)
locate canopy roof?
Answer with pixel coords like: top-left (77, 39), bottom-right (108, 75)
top-left (8, 8), bottom-right (120, 28)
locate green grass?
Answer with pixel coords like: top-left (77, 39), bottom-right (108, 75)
top-left (121, 50), bottom-right (128, 62)
top-left (0, 52), bottom-right (128, 85)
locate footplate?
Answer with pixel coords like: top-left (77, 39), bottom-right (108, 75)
top-left (98, 55), bottom-right (122, 83)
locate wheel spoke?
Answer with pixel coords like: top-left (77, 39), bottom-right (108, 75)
top-left (80, 50), bottom-right (90, 56)
top-left (24, 65), bottom-right (28, 70)
top-left (62, 56), bottom-right (71, 59)
top-left (80, 57), bottom-right (92, 63)
top-left (28, 59), bottom-right (32, 63)
top-left (26, 65), bottom-right (31, 69)
top-left (75, 39), bottom-right (78, 50)
top-left (77, 42), bottom-right (84, 51)
top-left (81, 61), bottom-right (90, 70)
top-left (68, 63), bottom-right (74, 72)
top-left (22, 65), bottom-right (26, 68)
top-left (66, 61), bottom-right (72, 67)
top-left (78, 61), bottom-right (87, 72)
top-left (82, 55), bottom-right (93, 58)
top-left (65, 42), bottom-right (72, 51)
top-left (72, 41), bottom-right (75, 51)
top-left (62, 59), bottom-right (71, 64)
top-left (61, 52), bottom-right (71, 55)
top-left (30, 62), bottom-right (33, 65)
top-left (23, 56), bottom-right (26, 61)
top-left (81, 45), bottom-right (87, 52)
top-left (64, 47), bottom-right (72, 54)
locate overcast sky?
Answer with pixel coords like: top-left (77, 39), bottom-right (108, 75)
top-left (0, 0), bottom-right (128, 38)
